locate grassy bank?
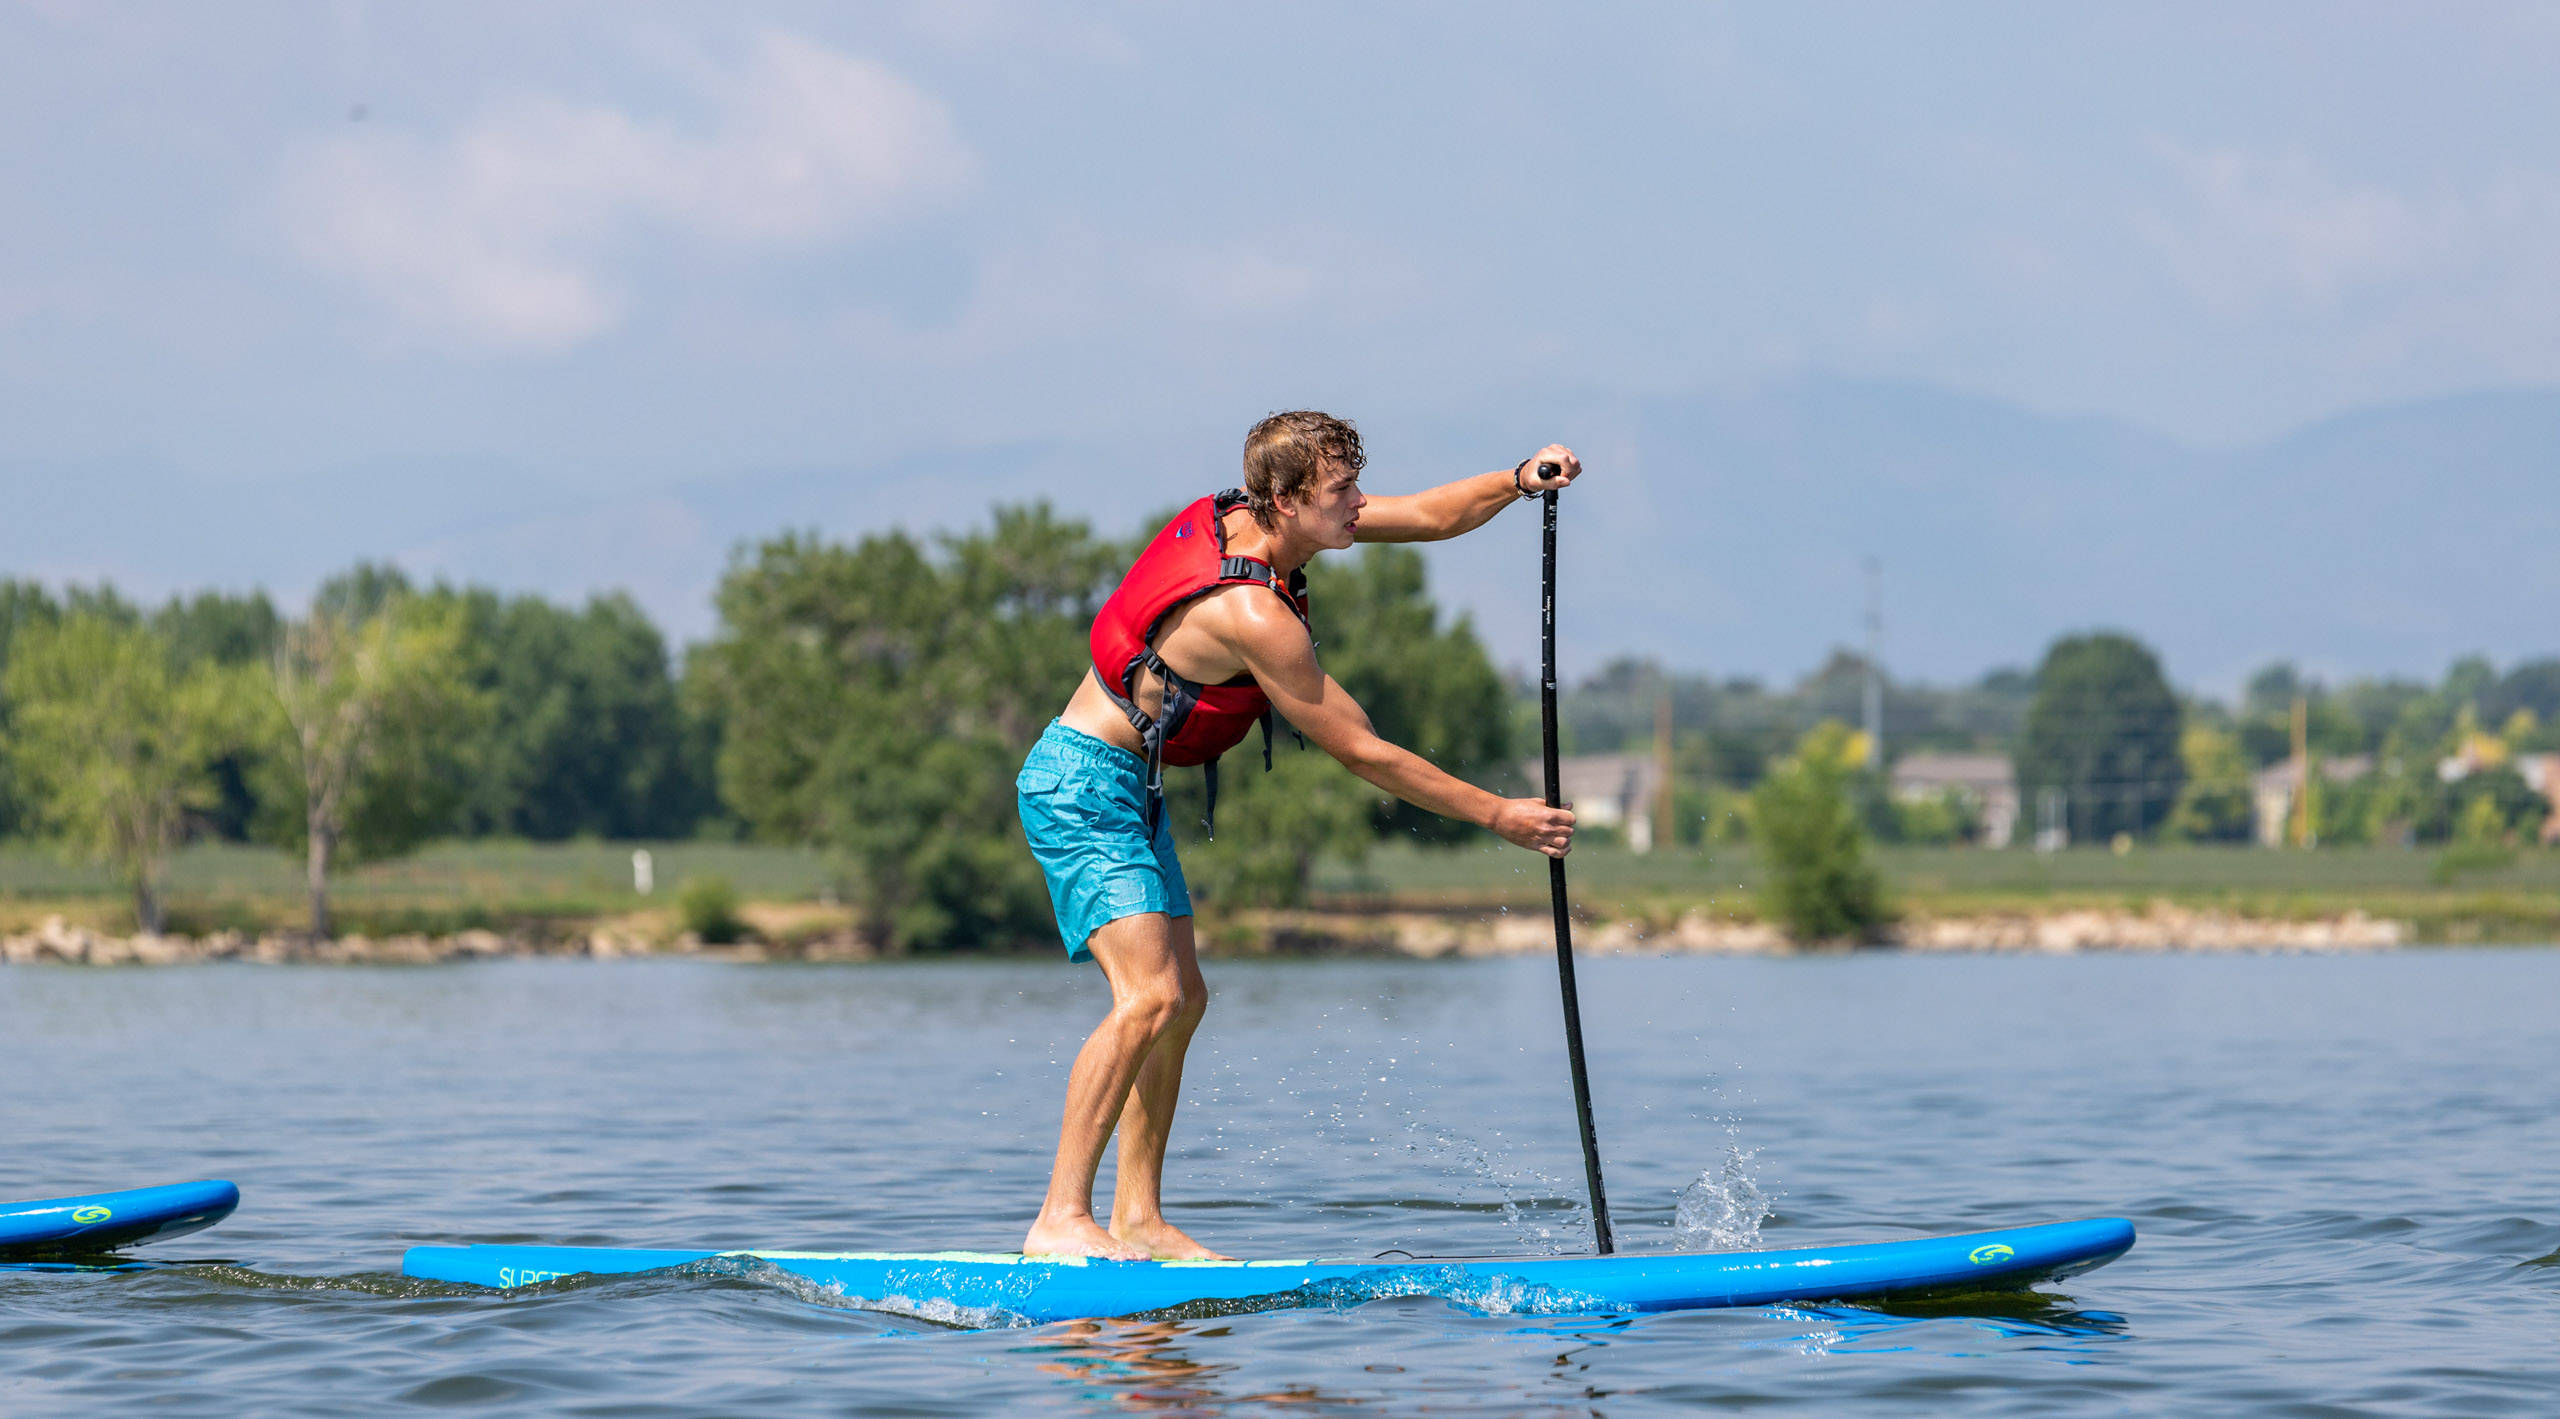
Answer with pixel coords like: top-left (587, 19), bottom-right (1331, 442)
top-left (1317, 840), bottom-right (2560, 943)
top-left (0, 841), bottom-right (834, 939)
top-left (5, 839), bottom-right (2556, 944)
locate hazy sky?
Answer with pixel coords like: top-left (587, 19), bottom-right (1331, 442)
top-left (5, 2), bottom-right (2557, 679)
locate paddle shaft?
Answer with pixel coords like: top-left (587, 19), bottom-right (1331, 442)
top-left (1538, 468), bottom-right (1615, 1255)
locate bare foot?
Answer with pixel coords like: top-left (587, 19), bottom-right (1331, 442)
top-left (1111, 1217), bottom-right (1233, 1261)
top-left (1024, 1213), bottom-right (1150, 1261)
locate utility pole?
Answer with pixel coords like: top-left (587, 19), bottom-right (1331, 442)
top-left (1862, 557), bottom-right (1883, 770)
top-left (1653, 688), bottom-right (1674, 854)
top-left (2290, 695), bottom-right (2311, 849)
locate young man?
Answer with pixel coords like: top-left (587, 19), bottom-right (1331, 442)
top-left (1015, 411), bottom-right (1582, 1261)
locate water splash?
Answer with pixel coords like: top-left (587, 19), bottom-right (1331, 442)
top-left (1136, 1264), bottom-right (1616, 1323)
top-left (1397, 1122), bottom-right (1578, 1255)
top-left (682, 1254), bottom-right (1613, 1331)
top-left (1278, 1264), bottom-right (1613, 1319)
top-left (686, 1255), bottom-right (1036, 1330)
top-left (1672, 1146), bottom-right (1772, 1251)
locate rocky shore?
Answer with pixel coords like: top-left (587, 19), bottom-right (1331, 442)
top-left (0, 916), bottom-right (880, 966)
top-left (1223, 901), bottom-right (2403, 957)
top-left (1, 901), bottom-right (2409, 966)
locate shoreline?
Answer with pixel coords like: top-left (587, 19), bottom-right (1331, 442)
top-left (0, 901), bottom-right (2437, 966)
top-left (1212, 901), bottom-right (2406, 956)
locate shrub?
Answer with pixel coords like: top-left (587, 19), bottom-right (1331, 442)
top-left (1889, 787), bottom-right (1976, 846)
top-left (1750, 722), bottom-right (1889, 941)
top-left (678, 875), bottom-right (745, 944)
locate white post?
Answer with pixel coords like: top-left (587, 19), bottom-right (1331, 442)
top-left (632, 849), bottom-right (655, 896)
top-left (2036, 787), bottom-right (2068, 854)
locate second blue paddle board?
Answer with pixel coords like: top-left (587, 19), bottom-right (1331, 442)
top-left (0, 1180), bottom-right (240, 1259)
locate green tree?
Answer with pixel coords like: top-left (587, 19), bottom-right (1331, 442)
top-left (2486, 659), bottom-right (2560, 748)
top-left (691, 505), bottom-right (1122, 948)
top-left (152, 589), bottom-right (284, 841)
top-left (2016, 632), bottom-right (2184, 843)
top-left (2164, 724), bottom-right (2253, 841)
top-left (1559, 655), bottom-right (2038, 801)
top-left (2237, 662), bottom-right (2367, 765)
top-left (1889, 787), bottom-right (1976, 846)
top-left (2310, 760), bottom-right (2384, 848)
top-left (1, 614), bottom-right (251, 932)
top-left (1750, 721), bottom-right (1888, 941)
top-left (154, 590), bottom-right (282, 670)
top-left (435, 588), bottom-right (715, 840)
top-left (2329, 676), bottom-right (2431, 755)
top-left (2442, 655), bottom-right (2498, 715)
top-left (0, 580), bottom-right (65, 840)
top-left (2448, 765), bottom-right (2544, 844)
top-left (259, 567), bottom-right (482, 937)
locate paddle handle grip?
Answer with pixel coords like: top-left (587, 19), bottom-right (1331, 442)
top-left (1539, 463), bottom-right (1564, 810)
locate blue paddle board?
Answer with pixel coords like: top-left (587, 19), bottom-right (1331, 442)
top-left (402, 1216), bottom-right (2133, 1323)
top-left (0, 1180), bottom-right (240, 1259)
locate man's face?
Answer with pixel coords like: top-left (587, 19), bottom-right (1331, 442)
top-left (1288, 455), bottom-right (1366, 549)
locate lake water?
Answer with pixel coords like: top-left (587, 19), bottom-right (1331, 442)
top-left (5, 950), bottom-right (2556, 1415)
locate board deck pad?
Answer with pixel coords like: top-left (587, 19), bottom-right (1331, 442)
top-left (402, 1217), bottom-right (2134, 1324)
top-left (0, 1181), bottom-right (241, 1259)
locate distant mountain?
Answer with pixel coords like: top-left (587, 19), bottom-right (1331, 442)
top-left (1402, 379), bottom-right (2560, 692)
top-left (5, 378), bottom-right (2556, 693)
top-left (2202, 389), bottom-right (2560, 683)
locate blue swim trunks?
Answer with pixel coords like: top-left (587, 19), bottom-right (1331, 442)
top-left (1017, 720), bottom-right (1192, 962)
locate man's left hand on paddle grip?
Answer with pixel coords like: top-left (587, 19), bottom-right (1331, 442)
top-left (1518, 445), bottom-right (1581, 493)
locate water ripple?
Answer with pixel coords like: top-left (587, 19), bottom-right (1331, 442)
top-left (4, 951), bottom-right (2557, 1414)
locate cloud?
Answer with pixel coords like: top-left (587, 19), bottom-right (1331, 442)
top-left (2145, 145), bottom-right (2560, 328)
top-left (272, 31), bottom-right (972, 354)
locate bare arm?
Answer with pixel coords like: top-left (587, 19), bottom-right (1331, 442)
top-left (1229, 595), bottom-right (1573, 856)
top-left (1355, 444), bottom-right (1582, 543)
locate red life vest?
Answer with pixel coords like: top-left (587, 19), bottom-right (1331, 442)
top-left (1089, 489), bottom-right (1310, 835)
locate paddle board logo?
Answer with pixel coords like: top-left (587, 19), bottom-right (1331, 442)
top-left (1968, 1243), bottom-right (2014, 1265)
top-left (71, 1206), bottom-right (112, 1224)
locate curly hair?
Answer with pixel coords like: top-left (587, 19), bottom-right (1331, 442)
top-left (1240, 411), bottom-right (1364, 531)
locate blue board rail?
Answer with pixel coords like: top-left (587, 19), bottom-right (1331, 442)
top-left (0, 1180), bottom-right (241, 1259)
top-left (402, 1217), bottom-right (2134, 1324)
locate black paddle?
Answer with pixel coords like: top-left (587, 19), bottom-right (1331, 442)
top-left (1537, 461), bottom-right (1614, 1255)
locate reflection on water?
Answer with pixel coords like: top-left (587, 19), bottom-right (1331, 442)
top-left (1762, 1291), bottom-right (2133, 1361)
top-left (1022, 1290), bottom-right (2133, 1414)
top-left (0, 1257), bottom-right (162, 1277)
top-left (1030, 1319), bottom-right (1341, 1413)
